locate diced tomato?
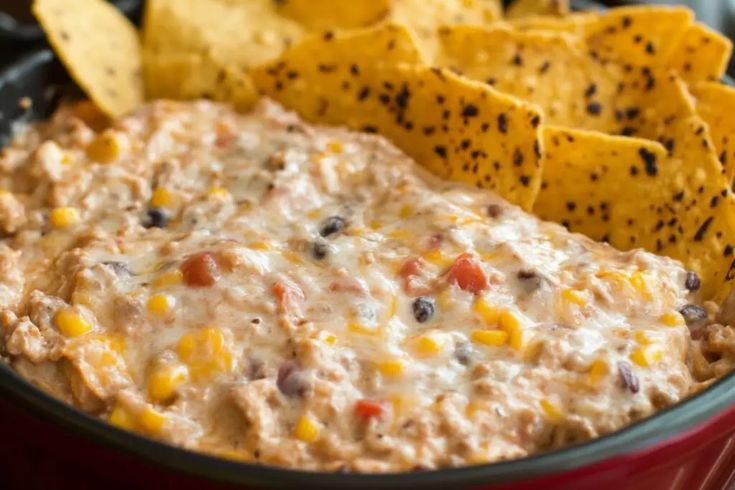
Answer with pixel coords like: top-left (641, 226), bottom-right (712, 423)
top-left (272, 281), bottom-right (305, 313)
top-left (447, 253), bottom-right (488, 294)
top-left (399, 257), bottom-right (424, 279)
top-left (181, 252), bottom-right (220, 287)
top-left (329, 277), bottom-right (366, 295)
top-left (355, 399), bottom-right (385, 420)
top-left (215, 121), bottom-right (236, 148)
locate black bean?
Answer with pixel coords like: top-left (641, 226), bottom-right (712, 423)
top-left (678, 304), bottom-right (708, 329)
top-left (277, 360), bottom-right (308, 397)
top-left (312, 240), bottom-right (329, 260)
top-left (143, 208), bottom-right (170, 228)
top-left (487, 203), bottom-right (503, 218)
top-left (320, 216), bottom-right (346, 237)
top-left (454, 342), bottom-right (473, 365)
top-left (101, 261), bottom-right (133, 277)
top-left (618, 361), bottom-right (639, 393)
top-left (517, 269), bottom-right (543, 293)
top-left (684, 271), bottom-right (701, 292)
top-left (412, 296), bottom-right (435, 323)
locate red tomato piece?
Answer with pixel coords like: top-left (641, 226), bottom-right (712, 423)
top-left (399, 257), bottom-right (423, 279)
top-left (447, 253), bottom-right (488, 294)
top-left (272, 281), bottom-right (305, 313)
top-left (181, 252), bottom-right (220, 287)
top-left (355, 399), bottom-right (385, 420)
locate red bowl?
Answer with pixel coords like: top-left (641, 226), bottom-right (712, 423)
top-left (1, 42), bottom-right (735, 490)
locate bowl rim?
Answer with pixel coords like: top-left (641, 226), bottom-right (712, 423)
top-left (2, 45), bottom-right (735, 490)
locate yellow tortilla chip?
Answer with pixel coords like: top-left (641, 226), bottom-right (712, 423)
top-left (691, 81), bottom-right (735, 184)
top-left (584, 5), bottom-right (693, 66)
top-left (32, 0), bottom-right (143, 117)
top-left (508, 12), bottom-right (595, 35)
top-left (143, 52), bottom-right (258, 111)
top-left (142, 0), bottom-right (304, 68)
top-left (274, 0), bottom-right (390, 31)
top-left (436, 25), bottom-right (697, 141)
top-left (665, 22), bottom-right (733, 83)
top-left (253, 25), bottom-right (544, 210)
top-left (536, 122), bottom-right (735, 301)
top-left (506, 0), bottom-right (570, 19)
top-left (389, 0), bottom-right (502, 58)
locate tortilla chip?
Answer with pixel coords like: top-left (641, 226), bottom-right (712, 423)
top-left (274, 0), bottom-right (390, 31)
top-left (691, 81), bottom-right (735, 184)
top-left (536, 123), bottom-right (735, 301)
top-left (143, 51), bottom-right (258, 111)
top-left (665, 22), bottom-right (733, 83)
top-left (584, 5), bottom-right (693, 66)
top-left (253, 25), bottom-right (544, 210)
top-left (32, 0), bottom-right (143, 117)
top-left (142, 0), bottom-right (304, 68)
top-left (509, 12), bottom-right (595, 35)
top-left (506, 0), bottom-right (570, 19)
top-left (389, 0), bottom-right (502, 58)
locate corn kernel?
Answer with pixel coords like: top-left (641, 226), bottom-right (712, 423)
top-left (474, 298), bottom-right (501, 325)
top-left (176, 327), bottom-right (233, 380)
top-left (387, 229), bottom-right (411, 240)
top-left (423, 249), bottom-right (454, 268)
top-left (147, 294), bottom-right (174, 315)
top-left (378, 359), bottom-right (404, 378)
top-left (388, 295), bottom-right (398, 319)
top-left (207, 187), bottom-right (230, 198)
top-left (323, 333), bottom-right (337, 345)
top-left (282, 250), bottom-right (302, 264)
top-left (659, 312), bottom-right (684, 327)
top-left (148, 364), bottom-right (189, 402)
top-left (562, 289), bottom-right (587, 306)
top-left (471, 329), bottom-right (509, 346)
top-left (587, 359), bottom-right (608, 383)
top-left (306, 209), bottom-right (321, 220)
top-left (138, 406), bottom-right (166, 434)
top-left (368, 219), bottom-right (383, 230)
top-left (630, 271), bottom-right (651, 298)
top-left (150, 187), bottom-right (173, 208)
top-left (86, 130), bottom-right (127, 164)
top-left (108, 404), bottom-right (135, 431)
top-left (347, 322), bottom-right (380, 336)
top-left (294, 415), bottom-right (319, 442)
top-left (326, 140), bottom-right (343, 153)
top-left (415, 335), bottom-right (442, 357)
top-left (0, 188), bottom-right (8, 195)
top-left (540, 398), bottom-right (563, 421)
top-left (467, 451), bottom-right (491, 465)
top-left (630, 346), bottom-right (662, 367)
top-left (249, 241), bottom-right (272, 251)
top-left (399, 205), bottom-right (413, 219)
top-left (49, 207), bottom-right (79, 229)
top-left (152, 270), bottom-right (183, 288)
top-left (436, 290), bottom-right (453, 310)
top-left (634, 330), bottom-right (652, 345)
top-left (55, 308), bottom-right (92, 337)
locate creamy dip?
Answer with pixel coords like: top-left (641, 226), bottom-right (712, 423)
top-left (0, 99), bottom-right (707, 471)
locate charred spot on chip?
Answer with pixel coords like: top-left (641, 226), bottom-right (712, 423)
top-left (584, 83), bottom-right (597, 98)
top-left (434, 145), bottom-right (448, 159)
top-left (586, 102), bottom-right (602, 116)
top-left (694, 216), bottom-right (714, 241)
top-left (461, 104), bottom-right (479, 118)
top-left (497, 113), bottom-right (508, 133)
top-left (639, 147), bottom-right (658, 176)
top-left (512, 53), bottom-right (523, 66)
top-left (645, 42), bottom-right (655, 54)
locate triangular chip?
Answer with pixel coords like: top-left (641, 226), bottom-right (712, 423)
top-left (253, 25), bottom-right (544, 210)
top-left (506, 0), bottom-right (570, 19)
top-left (691, 81), bottom-right (735, 184)
top-left (664, 22), bottom-right (733, 83)
top-left (142, 0), bottom-right (304, 68)
top-left (32, 0), bottom-right (143, 117)
top-left (508, 12), bottom-right (595, 35)
top-left (143, 51), bottom-right (258, 111)
top-left (436, 25), bottom-right (696, 140)
top-left (536, 123), bottom-right (735, 301)
top-left (584, 5), bottom-right (693, 66)
top-left (389, 0), bottom-right (502, 58)
top-left (274, 0), bottom-right (390, 31)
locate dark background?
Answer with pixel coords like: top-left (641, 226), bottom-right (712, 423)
top-left (1, 1), bottom-right (734, 77)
